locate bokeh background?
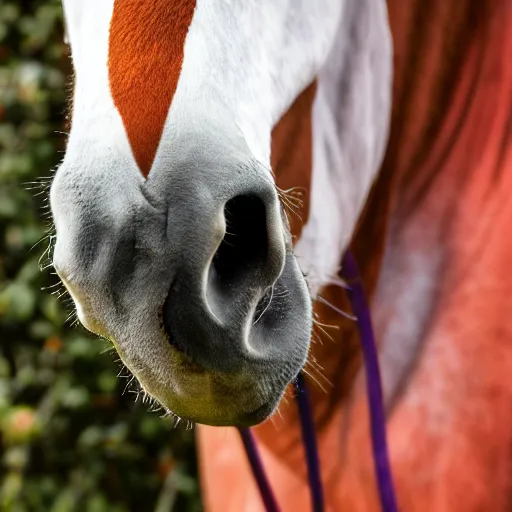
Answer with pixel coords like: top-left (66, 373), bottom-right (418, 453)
top-left (0, 2), bottom-right (200, 510)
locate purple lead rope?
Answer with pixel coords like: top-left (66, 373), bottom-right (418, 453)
top-left (238, 428), bottom-right (280, 512)
top-left (239, 249), bottom-right (398, 512)
top-left (237, 376), bottom-right (323, 512)
top-left (296, 372), bottom-right (324, 512)
top-left (341, 250), bottom-right (398, 512)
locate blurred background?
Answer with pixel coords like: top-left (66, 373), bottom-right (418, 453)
top-left (0, 2), bottom-right (200, 510)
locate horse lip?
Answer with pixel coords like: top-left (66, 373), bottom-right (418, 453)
top-left (57, 273), bottom-right (106, 336)
top-left (236, 401), bottom-right (277, 427)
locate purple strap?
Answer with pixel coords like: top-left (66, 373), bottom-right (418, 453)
top-left (238, 427), bottom-right (280, 512)
top-left (295, 372), bottom-right (325, 512)
top-left (238, 379), bottom-right (324, 512)
top-left (342, 250), bottom-right (398, 512)
top-left (238, 249), bottom-right (398, 512)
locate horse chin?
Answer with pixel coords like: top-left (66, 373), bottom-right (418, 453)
top-left (128, 347), bottom-right (295, 428)
top-left (142, 360), bottom-right (285, 427)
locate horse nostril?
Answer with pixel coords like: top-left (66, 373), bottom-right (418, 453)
top-left (212, 195), bottom-right (269, 286)
top-left (205, 193), bottom-right (285, 324)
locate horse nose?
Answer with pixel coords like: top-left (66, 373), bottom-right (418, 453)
top-left (163, 183), bottom-right (289, 372)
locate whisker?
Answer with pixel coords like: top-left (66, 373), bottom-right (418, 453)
top-left (41, 281), bottom-right (62, 291)
top-left (309, 331), bottom-right (323, 346)
top-left (253, 285), bottom-right (274, 325)
top-left (302, 361), bottom-right (332, 392)
top-left (315, 295), bottom-right (357, 321)
top-left (301, 367), bottom-right (327, 394)
top-left (313, 317), bottom-right (339, 332)
top-left (325, 276), bottom-right (350, 290)
top-left (312, 321), bottom-right (336, 343)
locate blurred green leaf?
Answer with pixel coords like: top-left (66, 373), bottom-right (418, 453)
top-left (0, 281), bottom-right (37, 321)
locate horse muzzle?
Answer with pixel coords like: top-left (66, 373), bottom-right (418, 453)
top-left (50, 147), bottom-right (312, 426)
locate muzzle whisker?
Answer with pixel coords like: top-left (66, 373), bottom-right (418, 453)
top-left (253, 284), bottom-right (274, 325)
top-left (312, 321), bottom-right (337, 344)
top-left (315, 295), bottom-right (357, 321)
top-left (301, 366), bottom-right (328, 394)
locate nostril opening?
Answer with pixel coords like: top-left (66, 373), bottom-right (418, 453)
top-left (212, 195), bottom-right (268, 287)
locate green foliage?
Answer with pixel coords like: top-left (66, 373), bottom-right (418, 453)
top-left (0, 2), bottom-right (200, 510)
